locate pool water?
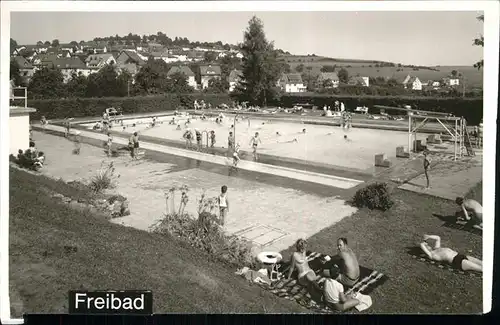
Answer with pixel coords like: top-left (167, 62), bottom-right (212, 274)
top-left (83, 114), bottom-right (410, 171)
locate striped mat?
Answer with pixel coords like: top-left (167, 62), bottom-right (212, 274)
top-left (256, 251), bottom-right (388, 313)
top-left (407, 247), bottom-right (481, 278)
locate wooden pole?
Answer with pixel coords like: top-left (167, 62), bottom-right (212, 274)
top-left (408, 112), bottom-right (412, 155)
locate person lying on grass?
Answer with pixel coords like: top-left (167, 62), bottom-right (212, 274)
top-left (419, 234), bottom-right (482, 272)
top-left (455, 197), bottom-right (483, 231)
top-left (287, 239), bottom-right (323, 300)
top-left (322, 237), bottom-right (360, 288)
top-left (322, 268), bottom-right (360, 312)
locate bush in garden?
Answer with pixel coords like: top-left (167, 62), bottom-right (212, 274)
top-left (153, 188), bottom-right (255, 268)
top-left (352, 182), bottom-right (394, 211)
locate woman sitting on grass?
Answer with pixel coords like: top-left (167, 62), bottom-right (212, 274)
top-left (287, 239), bottom-right (322, 299)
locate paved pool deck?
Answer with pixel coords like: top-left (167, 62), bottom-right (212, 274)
top-left (30, 130), bottom-right (359, 254)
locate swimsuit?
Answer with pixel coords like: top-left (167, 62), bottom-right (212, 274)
top-left (451, 253), bottom-right (468, 270)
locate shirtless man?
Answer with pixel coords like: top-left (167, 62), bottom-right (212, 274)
top-left (455, 197), bottom-right (483, 230)
top-left (419, 234), bottom-right (482, 272)
top-left (323, 238), bottom-right (360, 287)
top-left (249, 132), bottom-right (262, 161)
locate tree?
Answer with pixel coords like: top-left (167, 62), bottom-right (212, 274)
top-left (295, 64), bottom-right (305, 73)
top-left (338, 68), bottom-right (349, 83)
top-left (165, 71), bottom-right (194, 93)
top-left (205, 78), bottom-right (228, 94)
top-left (320, 65), bottom-right (336, 73)
top-left (28, 67), bottom-right (66, 99)
top-left (451, 70), bottom-right (458, 78)
top-left (238, 16), bottom-right (282, 106)
top-left (134, 59), bottom-right (170, 94)
top-left (66, 72), bottom-right (88, 97)
top-left (36, 41), bottom-right (44, 46)
top-left (52, 39), bottom-right (60, 47)
top-left (44, 41), bottom-right (51, 46)
top-left (472, 14), bottom-right (484, 70)
top-left (10, 38), bottom-right (18, 54)
top-left (204, 51), bottom-right (218, 62)
top-left (10, 59), bottom-right (24, 86)
top-left (86, 64), bottom-right (124, 97)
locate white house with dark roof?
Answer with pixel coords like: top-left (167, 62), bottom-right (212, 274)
top-left (317, 72), bottom-right (340, 88)
top-left (278, 73), bottom-right (306, 93)
top-left (85, 53), bottom-right (117, 70)
top-left (228, 69), bottom-right (243, 92)
top-left (167, 65), bottom-right (197, 89)
top-left (199, 64), bottom-right (222, 89)
top-left (402, 74), bottom-right (422, 90)
top-left (51, 57), bottom-right (96, 82)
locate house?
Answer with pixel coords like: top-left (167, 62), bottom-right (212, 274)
top-left (402, 75), bottom-right (422, 90)
top-left (443, 77), bottom-right (460, 86)
top-left (86, 53), bottom-right (117, 70)
top-left (348, 76), bottom-right (369, 87)
top-left (59, 43), bottom-right (76, 53)
top-left (425, 80), bottom-right (441, 89)
top-left (167, 65), bottom-right (197, 89)
top-left (61, 50), bottom-right (72, 58)
top-left (228, 69), bottom-right (242, 92)
top-left (116, 50), bottom-right (146, 70)
top-left (234, 52), bottom-right (244, 59)
top-left (12, 56), bottom-right (35, 84)
top-left (81, 41), bottom-right (108, 54)
top-left (317, 72), bottom-right (340, 88)
top-left (278, 73), bottom-right (307, 93)
top-left (50, 57), bottom-right (95, 82)
top-left (199, 64), bottom-right (222, 89)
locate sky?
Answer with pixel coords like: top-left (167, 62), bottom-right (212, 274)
top-left (10, 11), bottom-right (483, 66)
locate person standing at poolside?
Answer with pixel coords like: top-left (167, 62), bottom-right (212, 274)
top-left (106, 132), bottom-right (113, 157)
top-left (423, 151), bottom-right (431, 189)
top-left (129, 132), bottom-right (139, 159)
top-left (218, 185), bottom-right (230, 226)
top-left (249, 132), bottom-right (262, 161)
top-left (227, 131), bottom-right (235, 156)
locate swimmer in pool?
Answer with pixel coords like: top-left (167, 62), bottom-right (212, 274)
top-left (176, 123), bottom-right (181, 130)
top-left (302, 128), bottom-right (306, 134)
top-left (344, 135), bottom-right (352, 142)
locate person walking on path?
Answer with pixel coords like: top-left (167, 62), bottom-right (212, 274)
top-left (423, 151), bottom-right (431, 189)
top-left (129, 132), bottom-right (140, 159)
top-left (106, 133), bottom-right (113, 157)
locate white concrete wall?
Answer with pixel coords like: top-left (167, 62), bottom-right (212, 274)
top-left (9, 114), bottom-right (31, 155)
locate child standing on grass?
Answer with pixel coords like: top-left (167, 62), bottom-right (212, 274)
top-left (423, 151), bottom-right (431, 189)
top-left (107, 133), bottom-right (113, 157)
top-left (218, 185), bottom-right (230, 227)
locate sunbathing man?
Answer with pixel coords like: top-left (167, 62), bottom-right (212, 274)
top-left (455, 197), bottom-right (483, 230)
top-left (323, 238), bottom-right (360, 287)
top-left (323, 268), bottom-right (360, 312)
top-left (287, 239), bottom-right (322, 299)
top-left (419, 234), bottom-right (482, 272)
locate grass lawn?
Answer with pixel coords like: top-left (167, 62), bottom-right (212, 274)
top-left (9, 167), bottom-right (309, 315)
top-left (280, 183), bottom-right (483, 314)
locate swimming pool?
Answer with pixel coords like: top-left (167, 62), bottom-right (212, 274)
top-left (82, 114), bottom-right (412, 171)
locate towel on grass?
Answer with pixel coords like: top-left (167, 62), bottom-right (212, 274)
top-left (250, 251), bottom-right (388, 313)
top-left (407, 247), bottom-right (481, 278)
top-left (353, 293), bottom-right (372, 312)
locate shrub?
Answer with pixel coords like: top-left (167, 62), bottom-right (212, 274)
top-left (153, 188), bottom-right (255, 268)
top-left (352, 182), bottom-right (394, 211)
top-left (89, 161), bottom-right (120, 193)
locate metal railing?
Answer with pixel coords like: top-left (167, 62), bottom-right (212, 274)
top-left (10, 86), bottom-right (28, 109)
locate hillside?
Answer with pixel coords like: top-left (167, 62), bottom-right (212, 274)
top-left (280, 55), bottom-right (483, 88)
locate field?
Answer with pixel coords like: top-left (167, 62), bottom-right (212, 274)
top-left (282, 56), bottom-right (483, 89)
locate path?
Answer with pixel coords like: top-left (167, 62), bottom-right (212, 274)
top-left (32, 131), bottom-right (358, 254)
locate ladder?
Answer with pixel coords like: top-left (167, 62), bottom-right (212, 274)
top-left (462, 119), bottom-right (475, 156)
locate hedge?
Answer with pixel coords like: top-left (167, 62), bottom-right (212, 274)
top-left (22, 94), bottom-right (231, 121)
top-left (281, 93), bottom-right (484, 125)
top-left (22, 93), bottom-right (483, 125)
